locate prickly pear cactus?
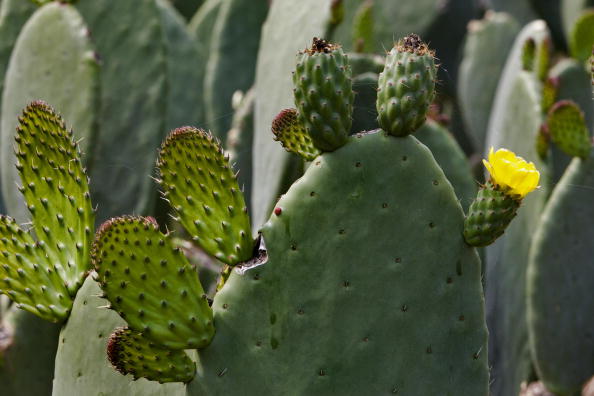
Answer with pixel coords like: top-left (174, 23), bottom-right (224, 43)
top-left (187, 131), bottom-right (488, 395)
top-left (252, 0), bottom-right (335, 229)
top-left (527, 152), bottom-right (594, 396)
top-left (1, 2), bottom-right (99, 224)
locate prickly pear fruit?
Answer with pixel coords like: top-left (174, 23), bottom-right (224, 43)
top-left (107, 327), bottom-right (195, 384)
top-left (92, 216), bottom-right (214, 350)
top-left (293, 37), bottom-right (354, 151)
top-left (376, 34), bottom-right (437, 137)
top-left (272, 108), bottom-right (321, 161)
top-left (157, 127), bottom-right (254, 265)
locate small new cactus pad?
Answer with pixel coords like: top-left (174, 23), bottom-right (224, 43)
top-left (541, 77), bottom-right (558, 114)
top-left (292, 37), bottom-right (354, 151)
top-left (0, 216), bottom-right (72, 322)
top-left (157, 127), bottom-right (253, 265)
top-left (376, 34), bottom-right (437, 136)
top-left (107, 327), bottom-right (196, 384)
top-left (547, 100), bottom-right (591, 159)
top-left (521, 38), bottom-right (536, 72)
top-left (15, 101), bottom-right (94, 295)
top-left (271, 108), bottom-right (321, 161)
top-left (569, 10), bottom-right (594, 62)
top-left (92, 216), bottom-right (214, 350)
top-left (464, 183), bottom-right (521, 247)
top-left (0, 102), bottom-right (94, 322)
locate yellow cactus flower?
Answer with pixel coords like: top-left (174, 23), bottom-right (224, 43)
top-left (483, 147), bottom-right (540, 199)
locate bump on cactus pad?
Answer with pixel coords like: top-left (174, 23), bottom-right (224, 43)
top-left (547, 100), bottom-right (591, 159)
top-left (92, 216), bottom-right (214, 350)
top-left (272, 108), bottom-right (321, 161)
top-left (157, 127), bottom-right (253, 265)
top-left (107, 327), bottom-right (195, 384)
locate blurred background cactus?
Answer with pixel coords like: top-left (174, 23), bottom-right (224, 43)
top-left (0, 0), bottom-right (592, 395)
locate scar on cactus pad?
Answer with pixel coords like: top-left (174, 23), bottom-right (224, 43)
top-left (464, 148), bottom-right (540, 247)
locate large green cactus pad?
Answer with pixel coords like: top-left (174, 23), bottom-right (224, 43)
top-left (107, 327), bottom-right (196, 384)
top-left (93, 216), bottom-right (214, 350)
top-left (1, 2), bottom-right (99, 224)
top-left (157, 128), bottom-right (253, 265)
top-left (189, 131), bottom-right (488, 395)
top-left (527, 154), bottom-right (594, 395)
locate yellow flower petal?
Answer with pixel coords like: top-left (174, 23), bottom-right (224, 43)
top-left (482, 147), bottom-right (540, 199)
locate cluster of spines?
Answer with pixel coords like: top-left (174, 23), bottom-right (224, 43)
top-left (92, 216), bottom-right (214, 350)
top-left (271, 108), bottom-right (321, 160)
top-left (156, 127), bottom-right (253, 266)
top-left (107, 327), bottom-right (196, 384)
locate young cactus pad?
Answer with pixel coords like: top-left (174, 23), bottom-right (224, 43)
top-left (293, 37), bottom-right (354, 152)
top-left (376, 34), bottom-right (437, 137)
top-left (157, 127), bottom-right (253, 266)
top-left (271, 108), bottom-right (321, 161)
top-left (546, 100), bottom-right (591, 159)
top-left (0, 101), bottom-right (94, 322)
top-left (188, 131), bottom-right (488, 395)
top-left (92, 216), bottom-right (214, 350)
top-left (107, 327), bottom-right (196, 384)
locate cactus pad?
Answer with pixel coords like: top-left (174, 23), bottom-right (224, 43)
top-left (569, 10), bottom-right (594, 61)
top-left (189, 131), bottom-right (488, 395)
top-left (271, 108), bottom-right (321, 161)
top-left (92, 216), bottom-right (214, 350)
top-left (293, 37), bottom-right (354, 151)
top-left (376, 34), bottom-right (437, 136)
top-left (107, 327), bottom-right (195, 384)
top-left (16, 102), bottom-right (94, 295)
top-left (157, 127), bottom-right (253, 265)
top-left (464, 183), bottom-right (521, 247)
top-left (0, 216), bottom-right (72, 322)
top-left (547, 100), bottom-right (591, 159)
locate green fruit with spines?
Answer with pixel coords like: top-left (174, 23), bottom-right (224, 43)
top-left (93, 216), bottom-right (214, 350)
top-left (157, 127), bottom-right (254, 265)
top-left (271, 108), bottom-right (321, 161)
top-left (547, 100), bottom-right (591, 159)
top-left (107, 327), bottom-right (196, 384)
top-left (464, 182), bottom-right (521, 247)
top-left (376, 34), bottom-right (437, 137)
top-left (292, 37), bottom-right (354, 152)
